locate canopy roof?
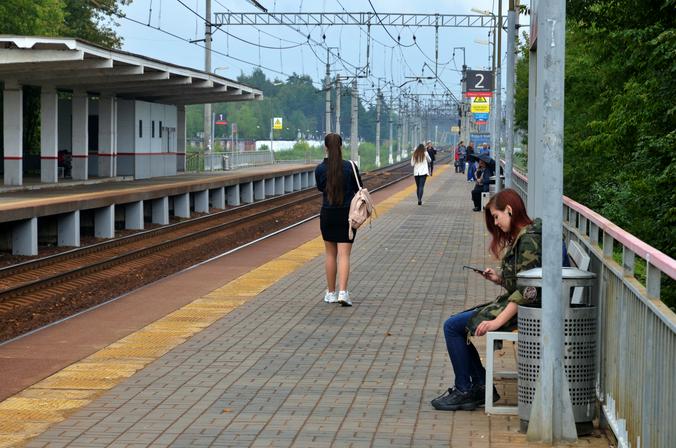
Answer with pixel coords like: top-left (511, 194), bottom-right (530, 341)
top-left (0, 36), bottom-right (263, 104)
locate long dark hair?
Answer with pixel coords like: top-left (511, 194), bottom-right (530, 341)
top-left (412, 144), bottom-right (427, 163)
top-left (325, 133), bottom-right (344, 206)
top-left (484, 188), bottom-right (533, 258)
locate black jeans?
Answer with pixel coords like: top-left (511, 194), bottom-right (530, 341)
top-left (471, 185), bottom-right (486, 208)
top-left (414, 175), bottom-right (428, 202)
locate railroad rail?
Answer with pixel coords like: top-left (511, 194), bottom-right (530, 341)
top-left (0, 160), bottom-right (421, 341)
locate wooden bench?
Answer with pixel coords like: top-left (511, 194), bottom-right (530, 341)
top-left (484, 239), bottom-right (592, 414)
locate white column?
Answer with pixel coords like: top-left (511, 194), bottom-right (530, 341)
top-left (125, 201), bottom-right (144, 230)
top-left (227, 185), bottom-right (240, 206)
top-left (274, 176), bottom-right (284, 195)
top-left (194, 190), bottom-right (209, 213)
top-left (40, 86), bottom-right (59, 183)
top-left (240, 182), bottom-right (253, 204)
top-left (254, 180), bottom-right (265, 201)
top-left (211, 187), bottom-right (225, 209)
top-left (95, 205), bottom-right (115, 238)
top-left (284, 175), bottom-right (293, 193)
top-left (264, 178), bottom-right (274, 197)
top-left (3, 81), bottom-right (23, 186)
top-left (174, 193), bottom-right (190, 218)
top-left (58, 210), bottom-right (80, 247)
top-left (152, 197), bottom-right (169, 225)
top-left (98, 95), bottom-right (115, 178)
top-left (12, 218), bottom-right (37, 256)
top-left (71, 90), bottom-right (89, 180)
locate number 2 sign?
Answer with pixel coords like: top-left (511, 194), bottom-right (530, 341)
top-left (465, 70), bottom-right (494, 97)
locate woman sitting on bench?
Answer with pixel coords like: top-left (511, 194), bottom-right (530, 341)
top-left (431, 188), bottom-right (542, 411)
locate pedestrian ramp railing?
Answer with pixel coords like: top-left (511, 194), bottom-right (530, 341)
top-left (510, 167), bottom-right (676, 448)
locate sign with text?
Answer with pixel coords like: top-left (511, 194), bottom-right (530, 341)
top-left (471, 96), bottom-right (490, 114)
top-left (273, 117), bottom-right (283, 130)
top-left (473, 112), bottom-right (489, 121)
top-left (465, 70), bottom-right (494, 97)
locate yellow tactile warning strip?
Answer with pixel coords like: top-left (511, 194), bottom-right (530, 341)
top-left (0, 165), bottom-right (447, 448)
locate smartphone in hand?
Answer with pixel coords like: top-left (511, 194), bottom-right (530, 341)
top-left (462, 265), bottom-right (485, 274)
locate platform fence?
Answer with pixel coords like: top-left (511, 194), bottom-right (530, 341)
top-left (185, 150), bottom-right (275, 172)
top-left (510, 166), bottom-right (675, 448)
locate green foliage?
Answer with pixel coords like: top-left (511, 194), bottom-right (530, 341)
top-left (0, 0), bottom-right (129, 48)
top-left (514, 1), bottom-right (675, 309)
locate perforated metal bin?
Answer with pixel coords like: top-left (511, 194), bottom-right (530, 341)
top-left (515, 268), bottom-right (597, 433)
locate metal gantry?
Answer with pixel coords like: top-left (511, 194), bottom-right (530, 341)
top-left (213, 12), bottom-right (503, 28)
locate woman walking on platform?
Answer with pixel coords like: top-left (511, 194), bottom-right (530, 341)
top-left (314, 133), bottom-right (362, 307)
top-left (411, 143), bottom-right (432, 205)
top-left (431, 189), bottom-right (542, 411)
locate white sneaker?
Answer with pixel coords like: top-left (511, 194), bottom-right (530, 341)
top-left (337, 291), bottom-right (352, 307)
top-left (324, 290), bottom-right (338, 303)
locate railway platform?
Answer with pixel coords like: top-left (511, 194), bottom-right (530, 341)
top-left (0, 165), bottom-right (611, 447)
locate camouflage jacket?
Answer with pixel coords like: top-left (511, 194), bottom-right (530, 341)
top-left (467, 218), bottom-right (542, 335)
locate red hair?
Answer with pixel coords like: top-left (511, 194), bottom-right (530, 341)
top-left (484, 189), bottom-right (532, 258)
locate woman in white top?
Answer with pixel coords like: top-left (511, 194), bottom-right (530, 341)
top-left (411, 143), bottom-right (432, 205)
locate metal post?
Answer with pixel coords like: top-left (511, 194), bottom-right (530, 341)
top-left (269, 117), bottom-right (274, 153)
top-left (494, 0), bottom-right (503, 193)
top-left (388, 86), bottom-right (394, 164)
top-left (204, 0), bottom-right (212, 153)
top-left (397, 95), bottom-right (402, 161)
top-left (335, 78), bottom-right (341, 135)
top-left (375, 88), bottom-right (381, 167)
top-left (350, 78), bottom-right (359, 164)
top-left (526, 0), bottom-right (576, 442)
top-left (325, 47), bottom-right (331, 135)
top-left (504, 0), bottom-right (516, 188)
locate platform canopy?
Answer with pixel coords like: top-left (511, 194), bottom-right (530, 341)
top-left (0, 36), bottom-right (263, 104)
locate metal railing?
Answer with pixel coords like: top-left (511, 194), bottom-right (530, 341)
top-left (509, 166), bottom-right (676, 448)
top-left (185, 150), bottom-right (275, 172)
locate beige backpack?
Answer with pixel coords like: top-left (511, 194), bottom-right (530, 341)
top-left (348, 161), bottom-right (375, 239)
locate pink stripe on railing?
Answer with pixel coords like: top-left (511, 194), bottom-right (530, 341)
top-left (507, 163), bottom-right (676, 279)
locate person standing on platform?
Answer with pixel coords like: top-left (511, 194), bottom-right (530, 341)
top-left (314, 133), bottom-right (361, 307)
top-left (471, 155), bottom-right (494, 211)
top-left (426, 141), bottom-right (437, 176)
top-left (456, 141), bottom-right (466, 174)
top-left (431, 189), bottom-right (542, 411)
top-left (411, 143), bottom-right (432, 205)
top-left (466, 144), bottom-right (476, 181)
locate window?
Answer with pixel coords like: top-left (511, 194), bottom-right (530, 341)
top-left (152, 120), bottom-right (155, 138)
top-left (139, 120), bottom-right (143, 138)
top-left (159, 121), bottom-right (163, 138)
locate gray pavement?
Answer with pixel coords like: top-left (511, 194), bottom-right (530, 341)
top-left (25, 166), bottom-right (513, 448)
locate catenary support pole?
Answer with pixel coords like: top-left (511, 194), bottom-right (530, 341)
top-left (388, 86), bottom-right (394, 164)
top-left (325, 47), bottom-right (331, 135)
top-left (375, 88), bottom-right (381, 167)
top-left (494, 0), bottom-right (503, 193)
top-left (335, 78), bottom-right (341, 135)
top-left (526, 0), bottom-right (576, 442)
top-left (350, 77), bottom-right (359, 164)
top-left (504, 0), bottom-right (517, 188)
top-left (204, 0), bottom-right (212, 153)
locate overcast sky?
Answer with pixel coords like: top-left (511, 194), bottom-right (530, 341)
top-left (117, 0), bottom-right (526, 103)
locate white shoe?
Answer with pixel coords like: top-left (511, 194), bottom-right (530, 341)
top-left (337, 291), bottom-right (352, 307)
top-left (324, 290), bottom-right (338, 303)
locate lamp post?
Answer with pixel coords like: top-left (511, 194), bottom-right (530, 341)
top-left (453, 47), bottom-right (469, 145)
top-left (472, 4), bottom-right (503, 193)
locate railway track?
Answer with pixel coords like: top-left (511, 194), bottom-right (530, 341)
top-left (0, 160), bottom-right (419, 341)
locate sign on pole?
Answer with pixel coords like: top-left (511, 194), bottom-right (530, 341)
top-left (471, 96), bottom-right (490, 113)
top-left (273, 117), bottom-right (283, 130)
top-left (465, 70), bottom-right (494, 97)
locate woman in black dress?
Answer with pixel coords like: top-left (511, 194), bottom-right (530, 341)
top-left (314, 133), bottom-right (362, 307)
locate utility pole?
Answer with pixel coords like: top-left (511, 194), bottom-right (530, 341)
top-left (388, 86), bottom-right (394, 164)
top-left (397, 94), bottom-right (402, 161)
top-left (203, 0), bottom-right (212, 153)
top-left (375, 86), bottom-right (382, 167)
top-left (402, 105), bottom-right (408, 159)
top-left (324, 47), bottom-right (331, 136)
top-left (495, 0), bottom-right (503, 193)
top-left (504, 0), bottom-right (517, 188)
top-left (350, 77), bottom-right (359, 164)
top-left (335, 78), bottom-right (341, 135)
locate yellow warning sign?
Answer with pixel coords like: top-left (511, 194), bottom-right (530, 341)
top-left (273, 117), bottom-right (283, 130)
top-left (470, 96), bottom-right (490, 113)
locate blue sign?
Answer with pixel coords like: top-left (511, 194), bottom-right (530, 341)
top-left (470, 133), bottom-right (491, 147)
top-left (473, 113), bottom-right (489, 121)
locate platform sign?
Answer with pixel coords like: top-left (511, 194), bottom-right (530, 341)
top-left (473, 112), bottom-right (489, 121)
top-left (215, 114), bottom-right (227, 125)
top-left (471, 96), bottom-right (490, 113)
top-left (465, 70), bottom-right (494, 97)
top-left (273, 117), bottom-right (283, 130)
top-left (451, 125), bottom-right (460, 133)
